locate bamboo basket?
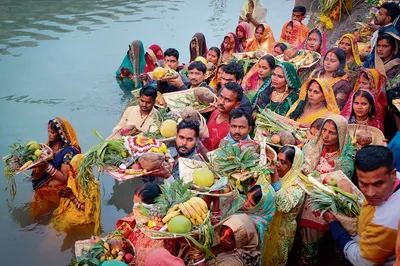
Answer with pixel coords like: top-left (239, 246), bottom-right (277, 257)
top-left (2, 143), bottom-right (53, 175)
top-left (178, 157), bottom-right (234, 197)
top-left (103, 166), bottom-right (157, 182)
top-left (348, 124), bottom-right (386, 146)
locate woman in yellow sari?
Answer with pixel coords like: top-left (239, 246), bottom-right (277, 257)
top-left (245, 23), bottom-right (275, 52)
top-left (52, 154), bottom-right (101, 235)
top-left (338, 33), bottom-right (363, 87)
top-left (30, 117), bottom-right (81, 217)
top-left (262, 145), bottom-right (305, 266)
top-left (208, 63), bottom-right (226, 93)
top-left (286, 78), bottom-right (340, 127)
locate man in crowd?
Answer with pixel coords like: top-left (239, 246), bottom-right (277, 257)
top-left (291, 6), bottom-right (310, 42)
top-left (219, 108), bottom-right (252, 147)
top-left (169, 61), bottom-right (213, 91)
top-left (387, 85), bottom-right (400, 170)
top-left (220, 62), bottom-right (252, 114)
top-left (171, 120), bottom-right (200, 179)
top-left (201, 82), bottom-right (242, 151)
top-left (155, 48), bottom-right (189, 93)
top-left (112, 85), bottom-right (157, 133)
top-left (323, 145), bottom-right (400, 265)
top-left (367, 2), bottom-right (400, 53)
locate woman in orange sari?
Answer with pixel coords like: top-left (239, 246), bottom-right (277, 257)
top-left (30, 117), bottom-right (81, 217)
top-left (220, 32), bottom-right (241, 63)
top-left (280, 20), bottom-right (302, 47)
top-left (286, 78), bottom-right (340, 127)
top-left (245, 23), bottom-right (275, 52)
top-left (144, 44), bottom-right (164, 73)
top-left (310, 48), bottom-right (351, 110)
top-left (341, 69), bottom-right (387, 132)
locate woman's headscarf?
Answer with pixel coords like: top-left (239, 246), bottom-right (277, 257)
top-left (221, 32), bottom-right (241, 55)
top-left (214, 214), bottom-right (261, 265)
top-left (263, 146), bottom-right (304, 265)
top-left (280, 20), bottom-right (302, 47)
top-left (245, 23), bottom-right (276, 52)
top-left (144, 44), bottom-right (164, 73)
top-left (246, 183), bottom-right (276, 252)
top-left (303, 115), bottom-right (355, 177)
top-left (298, 28), bottom-right (327, 56)
top-left (251, 61), bottom-right (301, 109)
top-left (115, 40), bottom-right (146, 90)
top-left (49, 117), bottom-right (81, 154)
top-left (190, 32), bottom-right (208, 62)
top-left (341, 69), bottom-right (387, 131)
top-left (239, 0), bottom-right (267, 32)
top-left (286, 78), bottom-right (340, 119)
top-left (338, 33), bottom-right (362, 66)
top-left (236, 22), bottom-right (253, 40)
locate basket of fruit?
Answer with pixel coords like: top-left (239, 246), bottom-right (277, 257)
top-left (161, 87), bottom-right (217, 114)
top-left (72, 233), bottom-right (135, 265)
top-left (135, 180), bottom-right (215, 258)
top-left (148, 66), bottom-right (179, 82)
top-left (255, 108), bottom-right (307, 148)
top-left (3, 141), bottom-right (53, 177)
top-left (276, 50), bottom-right (321, 70)
top-left (179, 158), bottom-right (234, 197)
top-left (348, 124), bottom-right (386, 147)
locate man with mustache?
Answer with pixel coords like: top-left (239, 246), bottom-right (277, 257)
top-left (323, 146), bottom-right (400, 266)
top-left (202, 82), bottom-right (242, 151)
top-left (171, 61), bottom-right (213, 91)
top-left (219, 108), bottom-right (252, 147)
top-left (171, 120), bottom-right (201, 180)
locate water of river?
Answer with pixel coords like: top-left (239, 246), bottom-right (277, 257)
top-left (0, 0), bottom-right (296, 264)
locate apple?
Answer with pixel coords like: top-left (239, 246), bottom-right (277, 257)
top-left (323, 176), bottom-right (338, 186)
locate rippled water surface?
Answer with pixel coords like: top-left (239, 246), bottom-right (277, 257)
top-left (0, 0), bottom-right (295, 264)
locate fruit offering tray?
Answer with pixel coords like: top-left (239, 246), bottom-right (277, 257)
top-left (3, 143), bottom-right (53, 176)
top-left (178, 158), bottom-right (235, 197)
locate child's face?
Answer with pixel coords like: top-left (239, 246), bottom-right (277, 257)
top-left (307, 126), bottom-right (319, 140)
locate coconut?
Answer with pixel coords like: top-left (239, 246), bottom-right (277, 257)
top-left (160, 119), bottom-right (178, 138)
top-left (277, 130), bottom-right (296, 145)
top-left (356, 130), bottom-right (372, 146)
top-left (193, 87), bottom-right (216, 105)
top-left (181, 106), bottom-right (200, 122)
top-left (138, 152), bottom-right (165, 171)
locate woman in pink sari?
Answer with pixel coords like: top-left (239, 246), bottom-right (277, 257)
top-left (280, 20), bottom-right (302, 47)
top-left (341, 69), bottom-right (387, 133)
top-left (144, 44), bottom-right (164, 73)
top-left (220, 32), bottom-right (241, 63)
top-left (236, 22), bottom-right (252, 52)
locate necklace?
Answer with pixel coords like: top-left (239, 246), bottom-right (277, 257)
top-left (356, 117), bottom-right (369, 125)
top-left (272, 89), bottom-right (287, 102)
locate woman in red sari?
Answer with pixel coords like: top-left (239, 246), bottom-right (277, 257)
top-left (144, 44), bottom-right (164, 73)
top-left (221, 32), bottom-right (241, 63)
top-left (341, 69), bottom-right (387, 132)
top-left (236, 22), bottom-right (252, 52)
top-left (280, 20), bottom-right (302, 47)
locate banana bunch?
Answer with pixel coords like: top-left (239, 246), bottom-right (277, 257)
top-left (289, 53), bottom-right (306, 64)
top-left (162, 197), bottom-right (209, 226)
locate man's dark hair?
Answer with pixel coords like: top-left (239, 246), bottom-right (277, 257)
top-left (221, 62), bottom-right (244, 82)
top-left (355, 145), bottom-right (394, 173)
top-left (164, 48), bottom-right (179, 60)
top-left (139, 85), bottom-right (157, 101)
top-left (387, 85), bottom-right (400, 117)
top-left (177, 119), bottom-right (200, 138)
top-left (223, 82), bottom-right (244, 102)
top-left (293, 6), bottom-right (306, 16)
top-left (188, 61), bottom-right (207, 74)
top-left (379, 2), bottom-right (400, 23)
top-left (229, 108), bottom-right (252, 127)
top-left (377, 33), bottom-right (397, 52)
top-left (135, 183), bottom-right (162, 204)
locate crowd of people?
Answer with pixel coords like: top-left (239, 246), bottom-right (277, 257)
top-left (26, 1), bottom-right (400, 265)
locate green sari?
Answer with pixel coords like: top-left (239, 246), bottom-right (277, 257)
top-left (252, 61), bottom-right (301, 116)
top-left (220, 183), bottom-right (276, 252)
top-left (116, 40), bottom-right (146, 91)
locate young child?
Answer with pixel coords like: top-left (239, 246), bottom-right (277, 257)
top-left (283, 47), bottom-right (299, 61)
top-left (307, 118), bottom-right (324, 141)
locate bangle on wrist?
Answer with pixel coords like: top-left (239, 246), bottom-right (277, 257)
top-left (191, 258), bottom-right (205, 266)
